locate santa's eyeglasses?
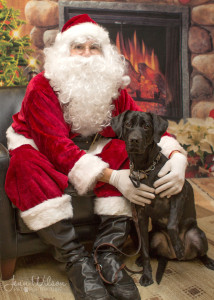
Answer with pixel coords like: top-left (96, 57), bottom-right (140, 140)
top-left (70, 41), bottom-right (102, 56)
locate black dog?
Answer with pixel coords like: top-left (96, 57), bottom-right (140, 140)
top-left (111, 110), bottom-right (214, 286)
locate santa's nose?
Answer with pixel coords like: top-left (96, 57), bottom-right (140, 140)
top-left (82, 47), bottom-right (91, 57)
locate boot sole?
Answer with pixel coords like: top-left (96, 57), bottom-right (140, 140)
top-left (69, 280), bottom-right (116, 300)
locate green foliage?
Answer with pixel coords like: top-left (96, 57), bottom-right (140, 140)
top-left (0, 0), bottom-right (35, 86)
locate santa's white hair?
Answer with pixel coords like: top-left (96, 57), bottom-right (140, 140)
top-left (44, 22), bottom-right (130, 136)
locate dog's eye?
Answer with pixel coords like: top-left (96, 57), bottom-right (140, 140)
top-left (125, 121), bottom-right (132, 128)
top-left (143, 123), bottom-right (151, 129)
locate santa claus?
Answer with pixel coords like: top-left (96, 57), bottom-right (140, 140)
top-left (5, 14), bottom-right (187, 300)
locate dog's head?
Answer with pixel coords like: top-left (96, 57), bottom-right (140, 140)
top-left (111, 110), bottom-right (168, 154)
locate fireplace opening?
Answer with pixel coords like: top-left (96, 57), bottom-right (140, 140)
top-left (114, 26), bottom-right (173, 117)
top-left (116, 30), bottom-right (166, 103)
top-left (60, 2), bottom-right (189, 121)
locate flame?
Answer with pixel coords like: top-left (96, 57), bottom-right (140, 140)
top-left (116, 31), bottom-right (160, 73)
top-left (116, 31), bottom-right (166, 100)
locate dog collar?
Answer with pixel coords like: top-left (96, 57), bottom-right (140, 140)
top-left (129, 153), bottom-right (161, 188)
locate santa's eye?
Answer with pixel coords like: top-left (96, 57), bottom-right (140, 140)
top-left (90, 44), bottom-right (101, 50)
top-left (74, 44), bottom-right (84, 50)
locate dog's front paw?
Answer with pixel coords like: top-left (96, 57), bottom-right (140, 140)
top-left (139, 274), bottom-right (154, 287)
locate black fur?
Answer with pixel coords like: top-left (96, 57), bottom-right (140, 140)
top-left (111, 110), bottom-right (214, 286)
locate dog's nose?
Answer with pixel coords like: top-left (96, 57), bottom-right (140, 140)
top-left (130, 137), bottom-right (139, 144)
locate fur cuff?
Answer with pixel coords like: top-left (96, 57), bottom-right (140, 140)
top-left (158, 136), bottom-right (187, 158)
top-left (68, 154), bottom-right (109, 195)
top-left (20, 194), bottom-right (72, 231)
top-left (6, 126), bottom-right (38, 151)
top-left (94, 196), bottom-right (132, 217)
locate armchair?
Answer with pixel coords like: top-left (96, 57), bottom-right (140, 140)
top-left (0, 87), bottom-right (100, 280)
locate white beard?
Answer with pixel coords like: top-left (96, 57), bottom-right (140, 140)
top-left (44, 45), bottom-right (130, 136)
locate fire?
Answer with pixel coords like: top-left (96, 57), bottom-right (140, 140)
top-left (116, 31), bottom-right (165, 100)
top-left (116, 31), bottom-right (160, 73)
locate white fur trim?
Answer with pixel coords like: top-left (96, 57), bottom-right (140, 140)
top-left (94, 196), bottom-right (132, 217)
top-left (6, 126), bottom-right (38, 151)
top-left (158, 136), bottom-right (187, 158)
top-left (20, 194), bottom-right (72, 231)
top-left (56, 22), bottom-right (110, 47)
top-left (68, 154), bottom-right (109, 195)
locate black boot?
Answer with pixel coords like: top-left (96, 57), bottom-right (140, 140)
top-left (93, 216), bottom-right (141, 300)
top-left (37, 219), bottom-right (114, 300)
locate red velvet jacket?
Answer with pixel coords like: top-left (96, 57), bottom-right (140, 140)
top-left (11, 72), bottom-right (143, 175)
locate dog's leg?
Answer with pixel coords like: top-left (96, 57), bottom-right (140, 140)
top-left (136, 208), bottom-right (154, 287)
top-left (183, 225), bottom-right (214, 270)
top-left (149, 230), bottom-right (171, 284)
top-left (156, 256), bottom-right (168, 284)
top-left (167, 193), bottom-right (186, 260)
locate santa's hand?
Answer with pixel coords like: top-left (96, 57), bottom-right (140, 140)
top-left (154, 152), bottom-right (187, 198)
top-left (109, 169), bottom-right (155, 206)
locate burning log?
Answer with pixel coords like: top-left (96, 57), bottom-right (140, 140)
top-left (116, 31), bottom-right (169, 102)
top-left (125, 59), bottom-right (141, 95)
top-left (138, 63), bottom-right (166, 99)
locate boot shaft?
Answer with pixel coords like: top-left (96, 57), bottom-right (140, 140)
top-left (93, 216), bottom-right (131, 250)
top-left (37, 219), bottom-right (88, 264)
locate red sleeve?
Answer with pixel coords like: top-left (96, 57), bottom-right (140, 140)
top-left (23, 88), bottom-right (86, 175)
top-left (113, 89), bottom-right (142, 115)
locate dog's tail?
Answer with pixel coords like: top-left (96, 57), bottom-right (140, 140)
top-left (156, 256), bottom-right (168, 284)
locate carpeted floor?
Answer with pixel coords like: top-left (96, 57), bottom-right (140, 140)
top-left (1, 178), bottom-right (214, 300)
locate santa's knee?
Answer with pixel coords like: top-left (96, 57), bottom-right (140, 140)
top-left (94, 195), bottom-right (132, 217)
top-left (5, 145), bottom-right (71, 231)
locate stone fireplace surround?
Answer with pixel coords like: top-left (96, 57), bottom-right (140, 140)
top-left (25, 0), bottom-right (214, 119)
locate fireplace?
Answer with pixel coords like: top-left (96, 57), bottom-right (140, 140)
top-left (59, 1), bottom-right (190, 121)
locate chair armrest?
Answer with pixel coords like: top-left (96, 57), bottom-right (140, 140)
top-left (0, 143), bottom-right (18, 259)
top-left (0, 143), bottom-right (9, 160)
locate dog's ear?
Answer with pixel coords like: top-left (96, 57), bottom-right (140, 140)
top-left (150, 113), bottom-right (168, 143)
top-left (111, 110), bottom-right (129, 139)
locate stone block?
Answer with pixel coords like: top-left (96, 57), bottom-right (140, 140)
top-left (25, 0), bottom-right (59, 27)
top-left (189, 26), bottom-right (211, 54)
top-left (190, 74), bottom-right (213, 100)
top-left (43, 29), bottom-right (59, 47)
top-left (192, 4), bottom-right (214, 25)
top-left (30, 26), bottom-right (46, 49)
top-left (192, 100), bottom-right (214, 118)
top-left (192, 53), bottom-right (214, 82)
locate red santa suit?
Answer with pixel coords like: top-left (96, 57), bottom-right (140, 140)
top-left (5, 17), bottom-right (186, 232)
